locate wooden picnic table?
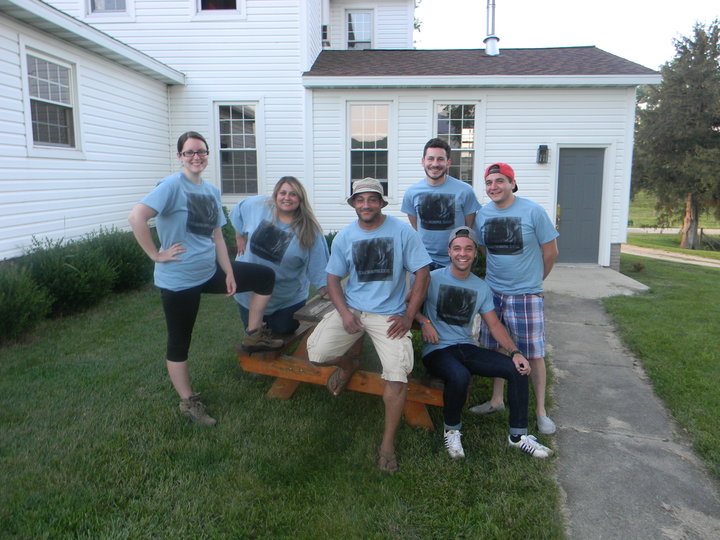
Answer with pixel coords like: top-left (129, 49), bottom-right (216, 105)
top-left (237, 294), bottom-right (444, 430)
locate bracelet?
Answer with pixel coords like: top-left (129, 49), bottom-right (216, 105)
top-left (509, 349), bottom-right (523, 357)
top-left (420, 319), bottom-right (431, 326)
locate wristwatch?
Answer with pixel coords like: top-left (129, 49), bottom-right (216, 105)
top-left (509, 350), bottom-right (523, 357)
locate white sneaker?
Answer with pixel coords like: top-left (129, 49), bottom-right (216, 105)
top-left (508, 434), bottom-right (553, 459)
top-left (444, 430), bottom-right (465, 459)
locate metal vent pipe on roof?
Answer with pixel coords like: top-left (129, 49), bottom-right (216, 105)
top-left (484, 0), bottom-right (500, 56)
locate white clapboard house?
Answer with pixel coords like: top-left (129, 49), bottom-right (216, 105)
top-left (0, 0), bottom-right (660, 267)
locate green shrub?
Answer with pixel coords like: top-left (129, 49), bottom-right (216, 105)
top-left (325, 231), bottom-right (338, 252)
top-left (471, 248), bottom-right (486, 278)
top-left (84, 227), bottom-right (153, 291)
top-left (221, 205), bottom-right (237, 259)
top-left (0, 264), bottom-right (51, 342)
top-left (23, 238), bottom-right (117, 316)
top-left (701, 234), bottom-right (720, 251)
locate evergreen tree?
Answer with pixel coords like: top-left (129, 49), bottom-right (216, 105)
top-left (633, 20), bottom-right (720, 248)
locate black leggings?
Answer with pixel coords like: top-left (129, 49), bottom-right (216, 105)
top-left (161, 261), bottom-right (274, 362)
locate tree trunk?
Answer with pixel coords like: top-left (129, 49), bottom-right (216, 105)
top-left (680, 192), bottom-right (699, 249)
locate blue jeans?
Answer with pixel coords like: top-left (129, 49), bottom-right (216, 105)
top-left (422, 343), bottom-right (529, 435)
top-left (238, 300), bottom-right (305, 335)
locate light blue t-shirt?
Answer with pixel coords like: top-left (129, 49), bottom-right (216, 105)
top-left (401, 175), bottom-right (480, 266)
top-left (421, 267), bottom-right (495, 357)
top-left (326, 215), bottom-right (432, 315)
top-left (141, 172), bottom-right (224, 291)
top-left (229, 195), bottom-right (329, 313)
top-left (474, 197), bottom-right (559, 295)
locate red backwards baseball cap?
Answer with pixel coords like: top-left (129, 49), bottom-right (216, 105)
top-left (484, 163), bottom-right (518, 192)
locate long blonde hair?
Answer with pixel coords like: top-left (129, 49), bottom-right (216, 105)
top-left (270, 176), bottom-right (322, 250)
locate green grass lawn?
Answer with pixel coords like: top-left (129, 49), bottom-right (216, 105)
top-left (626, 233), bottom-right (720, 260)
top-left (0, 288), bottom-right (562, 539)
top-left (604, 255), bottom-right (720, 481)
top-left (628, 190), bottom-right (720, 229)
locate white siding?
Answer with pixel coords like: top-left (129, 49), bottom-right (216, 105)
top-left (304, 0), bottom-right (323, 70)
top-left (43, 0), bottom-right (84, 18)
top-left (309, 86), bottom-right (636, 265)
top-left (327, 0), bottom-right (414, 50)
top-left (58, 0), bottom-right (316, 202)
top-left (0, 16), bottom-right (171, 261)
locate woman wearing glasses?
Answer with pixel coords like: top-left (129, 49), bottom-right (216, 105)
top-left (229, 176), bottom-right (329, 336)
top-left (128, 131), bottom-right (282, 427)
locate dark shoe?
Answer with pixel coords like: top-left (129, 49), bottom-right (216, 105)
top-left (241, 325), bottom-right (284, 352)
top-left (468, 401), bottom-right (505, 415)
top-left (179, 393), bottom-right (216, 426)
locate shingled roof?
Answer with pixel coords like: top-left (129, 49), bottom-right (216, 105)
top-left (304, 46), bottom-right (658, 78)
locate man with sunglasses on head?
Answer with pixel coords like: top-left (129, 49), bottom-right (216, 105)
top-left (417, 226), bottom-right (553, 460)
top-left (469, 163), bottom-right (559, 436)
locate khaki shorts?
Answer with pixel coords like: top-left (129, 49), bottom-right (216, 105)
top-left (307, 309), bottom-right (413, 383)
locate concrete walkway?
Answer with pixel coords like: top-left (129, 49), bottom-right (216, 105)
top-left (622, 244), bottom-right (720, 268)
top-left (543, 265), bottom-right (720, 539)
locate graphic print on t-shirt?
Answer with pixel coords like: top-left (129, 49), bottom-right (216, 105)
top-left (483, 217), bottom-right (523, 255)
top-left (436, 284), bottom-right (476, 326)
top-left (249, 220), bottom-right (293, 264)
top-left (186, 193), bottom-right (217, 237)
top-left (417, 193), bottom-right (455, 231)
top-left (352, 237), bottom-right (394, 282)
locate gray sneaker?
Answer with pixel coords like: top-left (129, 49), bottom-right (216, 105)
top-left (537, 415), bottom-right (557, 435)
top-left (179, 393), bottom-right (216, 426)
top-left (241, 325), bottom-right (284, 353)
top-left (468, 401), bottom-right (506, 415)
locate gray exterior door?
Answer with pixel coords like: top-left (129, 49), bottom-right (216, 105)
top-left (556, 148), bottom-right (605, 263)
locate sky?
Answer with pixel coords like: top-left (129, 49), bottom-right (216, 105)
top-left (413, 0), bottom-right (719, 70)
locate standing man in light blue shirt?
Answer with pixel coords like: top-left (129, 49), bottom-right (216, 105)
top-left (470, 163), bottom-right (560, 435)
top-left (307, 177), bottom-right (431, 473)
top-left (401, 138), bottom-right (480, 269)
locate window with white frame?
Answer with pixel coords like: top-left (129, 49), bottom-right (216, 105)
top-left (347, 10), bottom-right (373, 49)
top-left (193, 0), bottom-right (245, 19)
top-left (349, 103), bottom-right (388, 195)
top-left (89, 0), bottom-right (126, 13)
top-left (219, 104), bottom-right (257, 195)
top-left (26, 54), bottom-right (75, 148)
top-left (201, 0), bottom-right (239, 10)
top-left (435, 103), bottom-right (476, 184)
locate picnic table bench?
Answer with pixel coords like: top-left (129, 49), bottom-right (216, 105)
top-left (237, 294), bottom-right (444, 430)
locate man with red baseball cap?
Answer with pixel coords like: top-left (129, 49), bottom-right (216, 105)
top-left (469, 163), bottom-right (560, 435)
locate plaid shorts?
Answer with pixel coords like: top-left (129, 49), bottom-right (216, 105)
top-left (478, 292), bottom-right (546, 359)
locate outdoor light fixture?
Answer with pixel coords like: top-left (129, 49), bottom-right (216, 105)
top-left (536, 145), bottom-right (549, 164)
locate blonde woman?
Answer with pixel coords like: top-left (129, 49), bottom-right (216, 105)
top-left (230, 176), bottom-right (329, 335)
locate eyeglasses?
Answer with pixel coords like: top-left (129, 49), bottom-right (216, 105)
top-left (180, 150), bottom-right (209, 157)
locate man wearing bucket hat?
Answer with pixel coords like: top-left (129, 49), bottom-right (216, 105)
top-left (416, 226), bottom-right (553, 459)
top-left (307, 177), bottom-right (432, 473)
top-left (401, 138), bottom-right (480, 269)
top-left (469, 163), bottom-right (560, 435)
